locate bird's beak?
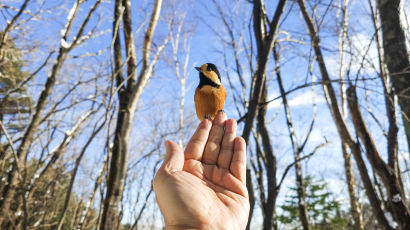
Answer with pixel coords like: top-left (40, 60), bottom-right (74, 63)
top-left (195, 67), bottom-right (201, 72)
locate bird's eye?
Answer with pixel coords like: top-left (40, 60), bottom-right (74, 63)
top-left (206, 65), bottom-right (211, 71)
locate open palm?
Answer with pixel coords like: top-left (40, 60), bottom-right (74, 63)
top-left (153, 112), bottom-right (249, 230)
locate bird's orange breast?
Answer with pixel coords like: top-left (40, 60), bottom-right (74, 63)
top-left (194, 85), bottom-right (226, 120)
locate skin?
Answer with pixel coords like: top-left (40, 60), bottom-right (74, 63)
top-left (153, 112), bottom-right (250, 230)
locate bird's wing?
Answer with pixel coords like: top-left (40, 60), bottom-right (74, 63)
top-left (215, 85), bottom-right (227, 111)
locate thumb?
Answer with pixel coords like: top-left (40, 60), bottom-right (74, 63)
top-left (162, 140), bottom-right (184, 173)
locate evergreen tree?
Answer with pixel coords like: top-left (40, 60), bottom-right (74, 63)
top-left (0, 159), bottom-right (99, 229)
top-left (278, 175), bottom-right (349, 229)
top-left (0, 31), bottom-right (32, 136)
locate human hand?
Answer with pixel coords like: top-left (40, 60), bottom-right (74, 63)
top-left (153, 112), bottom-right (249, 230)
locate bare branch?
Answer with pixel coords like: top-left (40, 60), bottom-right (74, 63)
top-left (0, 120), bottom-right (21, 178)
top-left (0, 0), bottom-right (30, 55)
top-left (276, 141), bottom-right (328, 192)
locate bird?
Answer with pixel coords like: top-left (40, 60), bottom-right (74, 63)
top-left (194, 63), bottom-right (226, 121)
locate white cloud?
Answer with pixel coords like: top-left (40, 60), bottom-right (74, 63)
top-left (268, 90), bottom-right (326, 109)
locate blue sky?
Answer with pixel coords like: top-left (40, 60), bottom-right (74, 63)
top-left (2, 0), bottom-right (410, 228)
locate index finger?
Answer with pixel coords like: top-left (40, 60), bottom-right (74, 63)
top-left (184, 119), bottom-right (212, 160)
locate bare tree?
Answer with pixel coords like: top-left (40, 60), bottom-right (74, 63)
top-left (210, 1), bottom-right (330, 228)
top-left (274, 46), bottom-right (310, 230)
top-left (1, 1), bottom-right (409, 229)
top-left (297, 0), bottom-right (409, 228)
top-left (0, 0), bottom-right (30, 57)
top-left (241, 0), bottom-right (287, 143)
top-left (0, 0), bottom-right (102, 227)
top-left (240, 1), bottom-right (288, 228)
top-left (56, 113), bottom-right (106, 230)
top-left (347, 86), bottom-right (409, 229)
top-left (100, 0), bottom-right (169, 229)
top-left (337, 0), bottom-right (363, 228)
top-left (167, 9), bottom-right (193, 147)
top-left (377, 0), bottom-right (410, 152)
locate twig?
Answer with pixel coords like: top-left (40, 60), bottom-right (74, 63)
top-left (276, 141), bottom-right (328, 191)
top-left (0, 120), bottom-right (21, 178)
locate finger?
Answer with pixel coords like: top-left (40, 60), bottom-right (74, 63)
top-left (184, 119), bottom-right (212, 160)
top-left (217, 119), bottom-right (236, 169)
top-left (202, 112), bottom-right (227, 164)
top-left (161, 140), bottom-right (184, 173)
top-left (230, 137), bottom-right (247, 184)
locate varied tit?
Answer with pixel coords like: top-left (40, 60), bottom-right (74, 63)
top-left (194, 63), bottom-right (226, 121)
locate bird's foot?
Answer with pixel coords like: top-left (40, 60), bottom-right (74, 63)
top-left (204, 115), bottom-right (211, 120)
top-left (217, 110), bottom-right (225, 114)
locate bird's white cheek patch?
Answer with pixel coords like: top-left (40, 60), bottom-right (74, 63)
top-left (204, 71), bottom-right (221, 85)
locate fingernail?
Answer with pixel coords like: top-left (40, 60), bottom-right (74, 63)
top-left (201, 119), bottom-right (210, 127)
top-left (164, 140), bottom-right (169, 149)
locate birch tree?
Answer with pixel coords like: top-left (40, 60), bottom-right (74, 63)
top-left (336, 0), bottom-right (363, 228)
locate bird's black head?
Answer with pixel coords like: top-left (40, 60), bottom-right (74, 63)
top-left (205, 63), bottom-right (221, 82)
top-left (195, 63), bottom-right (221, 88)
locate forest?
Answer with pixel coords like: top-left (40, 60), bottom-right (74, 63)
top-left (0, 0), bottom-right (409, 229)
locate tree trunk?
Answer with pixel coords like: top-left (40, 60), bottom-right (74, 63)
top-left (100, 0), bottom-right (163, 229)
top-left (377, 0), bottom-right (410, 151)
top-left (337, 2), bottom-right (363, 226)
top-left (0, 0), bottom-right (101, 226)
top-left (241, 0), bottom-right (287, 143)
top-left (100, 1), bottom-right (126, 228)
top-left (245, 169), bottom-right (255, 230)
top-left (0, 49), bottom-right (68, 227)
top-left (296, 0), bottom-right (395, 228)
top-left (341, 142), bottom-right (363, 230)
top-left (240, 1), bottom-right (288, 226)
top-left (257, 79), bottom-right (278, 230)
top-left (276, 55), bottom-right (310, 230)
top-left (347, 86), bottom-right (410, 229)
